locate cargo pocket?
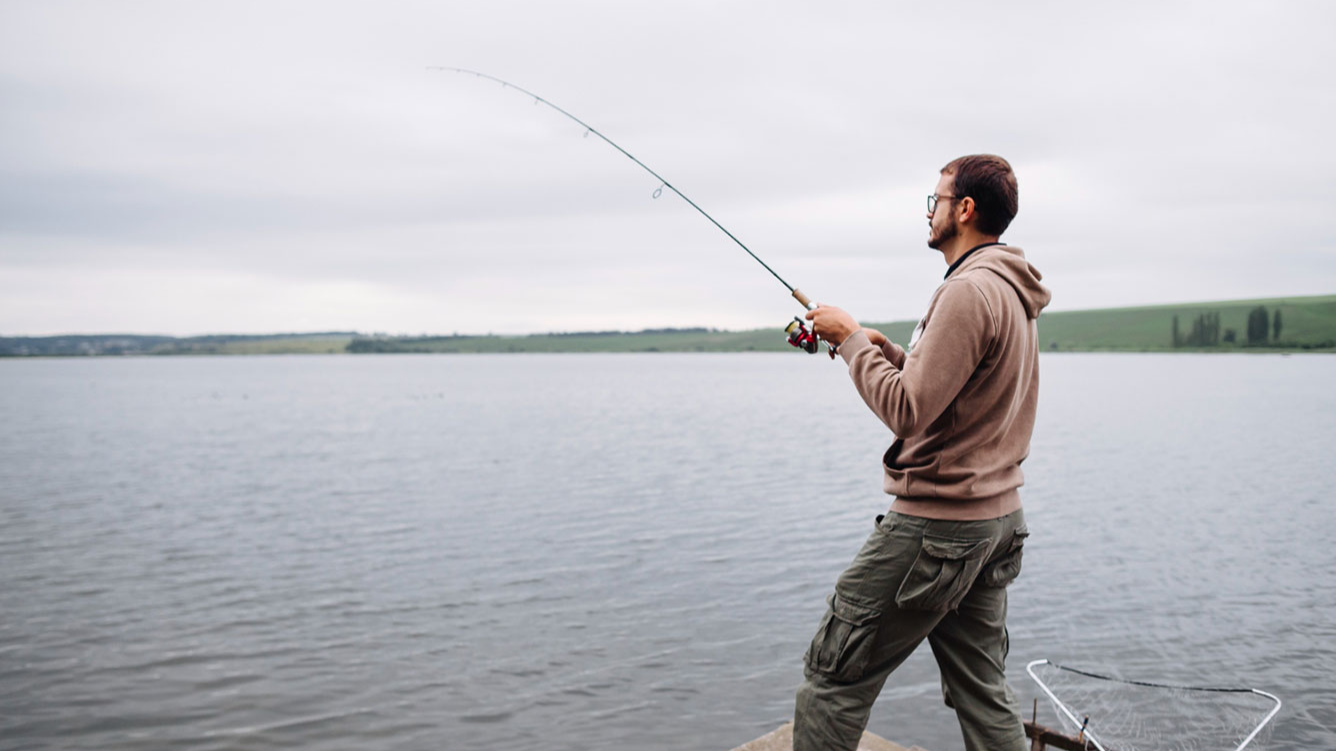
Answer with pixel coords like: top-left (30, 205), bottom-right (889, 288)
top-left (982, 525), bottom-right (1028, 588)
top-left (894, 535), bottom-right (990, 611)
top-left (804, 593), bottom-right (882, 683)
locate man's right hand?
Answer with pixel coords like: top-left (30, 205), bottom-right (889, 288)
top-left (863, 328), bottom-right (888, 347)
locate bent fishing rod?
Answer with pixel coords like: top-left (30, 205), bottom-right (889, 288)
top-left (429, 66), bottom-right (834, 357)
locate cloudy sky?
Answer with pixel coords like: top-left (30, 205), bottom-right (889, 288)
top-left (2, 1), bottom-right (1333, 336)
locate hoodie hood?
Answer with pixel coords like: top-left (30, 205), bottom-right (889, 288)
top-left (955, 244), bottom-right (1051, 319)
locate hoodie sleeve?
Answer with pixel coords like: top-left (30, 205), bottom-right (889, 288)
top-left (838, 280), bottom-right (995, 437)
top-left (880, 340), bottom-right (907, 368)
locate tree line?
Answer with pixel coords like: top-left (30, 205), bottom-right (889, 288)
top-left (1172, 306), bottom-right (1281, 348)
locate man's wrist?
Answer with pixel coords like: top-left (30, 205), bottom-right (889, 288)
top-left (837, 329), bottom-right (875, 365)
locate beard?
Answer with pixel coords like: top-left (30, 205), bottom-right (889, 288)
top-left (927, 214), bottom-right (958, 250)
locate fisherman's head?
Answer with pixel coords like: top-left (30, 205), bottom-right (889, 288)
top-left (928, 154), bottom-right (1018, 251)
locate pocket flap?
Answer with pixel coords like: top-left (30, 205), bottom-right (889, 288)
top-left (920, 535), bottom-right (990, 561)
top-left (831, 593), bottom-right (881, 626)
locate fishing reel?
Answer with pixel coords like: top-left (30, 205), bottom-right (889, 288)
top-left (785, 317), bottom-right (838, 359)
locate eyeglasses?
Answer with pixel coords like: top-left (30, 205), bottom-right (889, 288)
top-left (927, 194), bottom-right (958, 214)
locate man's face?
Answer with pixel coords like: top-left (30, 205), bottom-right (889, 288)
top-left (927, 173), bottom-right (957, 251)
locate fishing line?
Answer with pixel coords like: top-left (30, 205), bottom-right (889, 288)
top-left (427, 66), bottom-right (820, 313)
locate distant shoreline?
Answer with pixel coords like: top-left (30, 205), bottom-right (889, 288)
top-left (4, 294), bottom-right (1334, 356)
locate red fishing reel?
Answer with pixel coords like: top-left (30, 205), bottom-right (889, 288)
top-left (785, 317), bottom-right (819, 353)
top-left (785, 317), bottom-right (837, 358)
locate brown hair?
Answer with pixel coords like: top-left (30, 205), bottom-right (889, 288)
top-left (941, 154), bottom-right (1018, 236)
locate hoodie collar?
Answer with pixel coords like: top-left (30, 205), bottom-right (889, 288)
top-left (945, 242), bottom-right (1006, 279)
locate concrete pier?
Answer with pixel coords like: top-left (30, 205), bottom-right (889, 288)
top-left (728, 723), bottom-right (928, 751)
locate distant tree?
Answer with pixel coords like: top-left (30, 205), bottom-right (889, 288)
top-left (1181, 311), bottom-right (1222, 347)
top-left (1247, 306), bottom-right (1270, 345)
top-left (1172, 315), bottom-right (1181, 348)
top-left (1223, 328), bottom-right (1237, 344)
top-left (1273, 309), bottom-right (1283, 341)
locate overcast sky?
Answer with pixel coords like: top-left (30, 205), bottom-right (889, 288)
top-left (2, 1), bottom-right (1333, 336)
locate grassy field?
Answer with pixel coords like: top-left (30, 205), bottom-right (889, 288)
top-left (1033, 294), bottom-right (1336, 351)
top-left (148, 334), bottom-right (354, 355)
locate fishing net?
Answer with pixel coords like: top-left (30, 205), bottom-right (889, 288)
top-left (1026, 659), bottom-right (1282, 751)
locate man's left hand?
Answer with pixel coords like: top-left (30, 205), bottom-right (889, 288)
top-left (804, 304), bottom-right (860, 346)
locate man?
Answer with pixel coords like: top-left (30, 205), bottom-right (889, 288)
top-left (794, 154), bottom-right (1050, 751)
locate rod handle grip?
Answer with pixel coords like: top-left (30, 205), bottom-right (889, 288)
top-left (792, 288), bottom-right (817, 311)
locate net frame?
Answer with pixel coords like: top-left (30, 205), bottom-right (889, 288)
top-left (1025, 659), bottom-right (1282, 751)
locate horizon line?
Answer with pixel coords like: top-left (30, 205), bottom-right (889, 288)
top-left (4, 292), bottom-right (1332, 340)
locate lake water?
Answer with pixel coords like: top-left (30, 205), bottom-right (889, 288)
top-left (1, 353), bottom-right (1332, 750)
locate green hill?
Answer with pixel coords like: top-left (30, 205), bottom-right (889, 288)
top-left (1032, 294), bottom-right (1336, 351)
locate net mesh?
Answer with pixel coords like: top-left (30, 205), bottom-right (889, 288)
top-left (1027, 660), bottom-right (1281, 751)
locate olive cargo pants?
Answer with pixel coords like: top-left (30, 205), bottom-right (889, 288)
top-left (793, 510), bottom-right (1029, 751)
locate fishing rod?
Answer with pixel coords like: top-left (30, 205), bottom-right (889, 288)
top-left (429, 66), bottom-right (835, 357)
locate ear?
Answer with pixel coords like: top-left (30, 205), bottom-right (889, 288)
top-left (957, 196), bottom-right (976, 224)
